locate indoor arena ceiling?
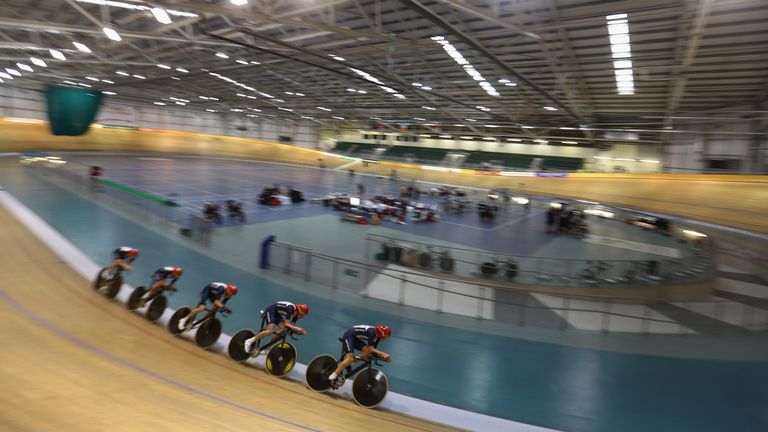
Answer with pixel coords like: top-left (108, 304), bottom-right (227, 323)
top-left (1, 0), bottom-right (767, 145)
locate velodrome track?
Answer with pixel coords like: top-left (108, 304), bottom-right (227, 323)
top-left (0, 203), bottom-right (462, 432)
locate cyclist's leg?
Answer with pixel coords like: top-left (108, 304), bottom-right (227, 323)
top-left (144, 280), bottom-right (165, 301)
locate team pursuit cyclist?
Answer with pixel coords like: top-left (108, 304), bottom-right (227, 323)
top-left (243, 301), bottom-right (309, 355)
top-left (327, 324), bottom-right (392, 389)
top-left (139, 266), bottom-right (182, 307)
top-left (178, 282), bottom-right (237, 330)
top-left (108, 246), bottom-right (139, 273)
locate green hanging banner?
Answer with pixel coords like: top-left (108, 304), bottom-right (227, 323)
top-left (45, 85), bottom-right (104, 136)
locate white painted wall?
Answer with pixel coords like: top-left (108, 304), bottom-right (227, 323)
top-left (0, 86), bottom-right (47, 120)
top-left (664, 115), bottom-right (766, 174)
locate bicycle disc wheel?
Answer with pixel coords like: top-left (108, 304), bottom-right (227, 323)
top-left (352, 368), bottom-right (388, 408)
top-left (228, 329), bottom-right (256, 362)
top-left (305, 354), bottom-right (336, 392)
top-left (195, 318), bottom-right (222, 349)
top-left (93, 267), bottom-right (108, 290)
top-left (266, 342), bottom-right (297, 377)
top-left (106, 274), bottom-right (123, 299)
top-left (146, 295), bottom-right (167, 322)
top-left (127, 286), bottom-right (146, 311)
top-left (168, 307), bottom-right (191, 335)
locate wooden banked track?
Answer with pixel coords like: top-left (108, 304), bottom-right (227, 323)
top-left (0, 204), bottom-right (461, 432)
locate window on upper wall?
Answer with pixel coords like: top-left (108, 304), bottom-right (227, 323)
top-left (705, 159), bottom-right (740, 171)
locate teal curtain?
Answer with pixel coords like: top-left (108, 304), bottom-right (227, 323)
top-left (45, 86), bottom-right (104, 136)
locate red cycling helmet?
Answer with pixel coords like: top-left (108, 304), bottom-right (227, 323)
top-left (171, 267), bottom-right (183, 278)
top-left (375, 325), bottom-right (391, 338)
top-left (296, 303), bottom-right (309, 316)
top-left (128, 248), bottom-right (139, 258)
top-left (226, 284), bottom-right (238, 296)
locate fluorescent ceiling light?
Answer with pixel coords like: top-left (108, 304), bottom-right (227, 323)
top-left (611, 43), bottom-right (631, 55)
top-left (101, 79), bottom-right (114, 84)
top-left (559, 127), bottom-right (576, 130)
top-left (640, 159), bottom-right (660, 163)
top-left (498, 79), bottom-right (511, 83)
top-left (49, 49), bottom-right (66, 60)
top-left (543, 106), bottom-right (557, 111)
top-left (329, 55), bottom-right (345, 61)
top-left (0, 72), bottom-right (12, 79)
top-left (413, 117), bottom-right (426, 121)
top-left (534, 139), bottom-right (548, 144)
top-left (613, 60), bottom-right (633, 69)
top-left (438, 135), bottom-right (452, 139)
top-left (6, 68), bottom-right (21, 76)
top-left (346, 88), bottom-right (357, 92)
top-left (236, 93), bottom-right (246, 97)
top-left (521, 125), bottom-right (534, 129)
top-left (175, 102), bottom-right (186, 105)
top-left (132, 74), bottom-right (146, 79)
top-left (460, 136), bottom-right (474, 140)
top-left (484, 125), bottom-right (499, 128)
top-left (231, 0), bottom-right (248, 5)
top-left (116, 71), bottom-right (129, 76)
top-left (278, 107), bottom-right (293, 112)
top-left (357, 90), bottom-right (367, 94)
top-left (151, 7), bottom-right (172, 24)
top-left (421, 106), bottom-right (436, 110)
top-left (77, 83), bottom-right (91, 87)
top-left (465, 118), bottom-right (477, 122)
top-left (332, 116), bottom-right (345, 120)
top-left (171, 77), bottom-right (181, 80)
top-left (561, 141), bottom-right (578, 144)
top-left (16, 63), bottom-right (33, 72)
top-left (103, 91), bottom-right (117, 95)
top-left (301, 116), bottom-right (314, 120)
top-left (421, 86), bottom-right (432, 90)
top-left (483, 137), bottom-right (496, 141)
top-left (157, 64), bottom-right (171, 69)
top-left (452, 124), bottom-right (465, 127)
top-left (30, 57), bottom-right (47, 67)
top-left (154, 102), bottom-right (166, 105)
top-left (506, 138), bottom-right (521, 142)
top-left (505, 83), bottom-right (518, 87)
top-left (608, 23), bottom-right (629, 35)
top-left (206, 109), bottom-right (217, 112)
top-left (102, 27), bottom-right (121, 41)
top-left (75, 1), bottom-right (198, 18)
top-left (610, 34), bottom-right (630, 45)
top-left (250, 61), bottom-right (260, 65)
top-left (215, 52), bottom-right (229, 58)
top-left (236, 59), bottom-right (249, 65)
top-left (412, 82), bottom-right (423, 87)
top-left (175, 68), bottom-right (188, 73)
top-left (606, 13), bottom-right (628, 20)
top-left (85, 76), bottom-right (99, 81)
top-left (316, 106), bottom-right (332, 111)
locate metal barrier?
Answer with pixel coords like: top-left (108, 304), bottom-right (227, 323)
top-left (263, 239), bottom-right (760, 334)
top-left (364, 233), bottom-right (716, 289)
top-left (26, 158), bottom-right (208, 243)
